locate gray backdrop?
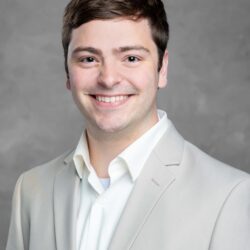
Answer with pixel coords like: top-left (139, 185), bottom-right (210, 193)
top-left (0, 0), bottom-right (249, 248)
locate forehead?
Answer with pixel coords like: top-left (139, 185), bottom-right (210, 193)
top-left (69, 18), bottom-right (156, 51)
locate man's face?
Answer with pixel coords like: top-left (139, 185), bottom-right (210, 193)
top-left (67, 18), bottom-right (168, 138)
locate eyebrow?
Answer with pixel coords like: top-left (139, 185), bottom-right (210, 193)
top-left (117, 46), bottom-right (150, 54)
top-left (72, 47), bottom-right (102, 56)
top-left (72, 45), bottom-right (150, 57)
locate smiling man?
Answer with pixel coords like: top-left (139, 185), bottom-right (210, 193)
top-left (66, 17), bottom-right (168, 178)
top-left (6, 1), bottom-right (250, 250)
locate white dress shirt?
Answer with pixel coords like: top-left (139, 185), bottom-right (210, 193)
top-left (74, 110), bottom-right (169, 250)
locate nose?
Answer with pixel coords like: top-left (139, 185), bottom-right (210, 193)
top-left (97, 62), bottom-right (121, 88)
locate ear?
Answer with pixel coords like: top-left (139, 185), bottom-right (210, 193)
top-left (66, 79), bottom-right (71, 90)
top-left (158, 50), bottom-right (168, 89)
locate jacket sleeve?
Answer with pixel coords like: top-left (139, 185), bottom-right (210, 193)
top-left (209, 178), bottom-right (250, 250)
top-left (6, 174), bottom-right (25, 250)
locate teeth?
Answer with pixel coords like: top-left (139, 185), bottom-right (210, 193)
top-left (95, 95), bottom-right (128, 103)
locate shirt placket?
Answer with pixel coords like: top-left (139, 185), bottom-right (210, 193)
top-left (85, 202), bottom-right (104, 250)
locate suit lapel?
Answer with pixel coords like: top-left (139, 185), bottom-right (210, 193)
top-left (109, 122), bottom-right (184, 250)
top-left (53, 153), bottom-right (80, 250)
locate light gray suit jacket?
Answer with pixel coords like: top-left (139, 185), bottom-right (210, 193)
top-left (6, 121), bottom-right (250, 250)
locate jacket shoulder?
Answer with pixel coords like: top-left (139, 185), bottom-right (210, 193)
top-left (17, 149), bottom-right (75, 200)
top-left (183, 141), bottom-right (250, 188)
top-left (23, 149), bottom-right (74, 179)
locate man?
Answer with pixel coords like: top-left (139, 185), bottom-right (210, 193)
top-left (6, 0), bottom-right (250, 249)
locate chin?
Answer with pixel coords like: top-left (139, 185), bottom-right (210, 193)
top-left (93, 119), bottom-right (131, 134)
top-left (92, 116), bottom-right (129, 133)
top-left (96, 125), bottom-right (126, 134)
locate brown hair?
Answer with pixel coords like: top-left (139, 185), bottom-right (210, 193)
top-left (62, 0), bottom-right (169, 77)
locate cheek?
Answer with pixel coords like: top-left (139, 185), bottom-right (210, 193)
top-left (69, 68), bottom-right (97, 89)
top-left (127, 69), bottom-right (158, 92)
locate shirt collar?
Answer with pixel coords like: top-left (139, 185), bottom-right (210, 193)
top-left (118, 109), bottom-right (169, 181)
top-left (73, 110), bottom-right (169, 181)
top-left (73, 131), bottom-right (92, 179)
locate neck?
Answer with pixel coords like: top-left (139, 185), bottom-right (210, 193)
top-left (85, 130), bottom-right (137, 178)
top-left (86, 116), bottom-right (159, 178)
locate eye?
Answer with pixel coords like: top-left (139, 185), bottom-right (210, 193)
top-left (126, 56), bottom-right (140, 63)
top-left (77, 56), bottom-right (99, 68)
top-left (79, 56), bottom-right (96, 63)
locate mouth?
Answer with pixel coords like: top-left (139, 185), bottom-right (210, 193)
top-left (88, 94), bottom-right (133, 108)
top-left (94, 95), bottom-right (129, 103)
